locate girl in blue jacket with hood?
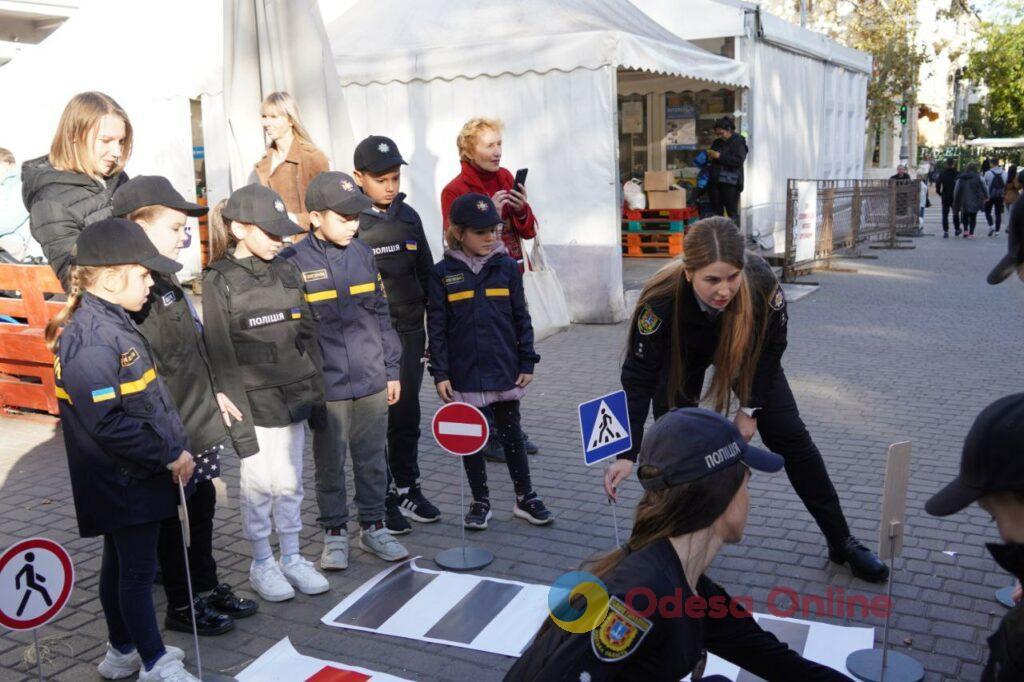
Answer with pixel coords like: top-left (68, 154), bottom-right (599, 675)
top-left (427, 193), bottom-right (552, 529)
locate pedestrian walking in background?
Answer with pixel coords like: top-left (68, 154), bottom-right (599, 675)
top-left (985, 158), bottom-right (1007, 236)
top-left (936, 158), bottom-right (961, 238)
top-left (953, 163), bottom-right (988, 239)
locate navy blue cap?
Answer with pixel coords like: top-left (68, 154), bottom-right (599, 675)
top-left (353, 135), bottom-right (407, 173)
top-left (222, 184), bottom-right (303, 237)
top-left (112, 176), bottom-right (207, 219)
top-left (75, 218), bottom-right (181, 274)
top-left (638, 408), bottom-right (784, 491)
top-left (305, 172), bottom-right (372, 216)
top-left (449, 193), bottom-right (503, 230)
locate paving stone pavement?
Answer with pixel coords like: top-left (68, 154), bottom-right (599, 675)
top-left (2, 202), bottom-right (1023, 681)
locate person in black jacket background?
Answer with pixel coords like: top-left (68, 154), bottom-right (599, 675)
top-left (24, 91), bottom-right (131, 290)
top-left (935, 158), bottom-right (961, 238)
top-left (707, 117), bottom-right (747, 224)
top-left (352, 135), bottom-right (441, 535)
top-left (607, 218), bottom-right (888, 583)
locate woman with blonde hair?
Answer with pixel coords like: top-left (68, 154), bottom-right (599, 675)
top-left (254, 91), bottom-right (329, 229)
top-left (24, 91), bottom-right (132, 290)
top-left (610, 217), bottom-right (889, 584)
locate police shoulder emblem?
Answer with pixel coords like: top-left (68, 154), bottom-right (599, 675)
top-left (769, 286), bottom-right (785, 311)
top-left (637, 305), bottom-right (662, 336)
top-left (591, 596), bottom-right (652, 662)
top-left (274, 199), bottom-right (285, 213)
top-left (120, 348), bottom-right (140, 367)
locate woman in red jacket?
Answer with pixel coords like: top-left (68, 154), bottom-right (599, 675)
top-left (441, 117), bottom-right (537, 268)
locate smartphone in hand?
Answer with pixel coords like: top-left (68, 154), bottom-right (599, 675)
top-left (514, 168), bottom-right (528, 190)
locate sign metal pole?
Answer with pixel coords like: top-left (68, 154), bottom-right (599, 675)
top-left (32, 629), bottom-right (43, 681)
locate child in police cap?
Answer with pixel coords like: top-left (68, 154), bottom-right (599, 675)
top-left (509, 408), bottom-right (849, 681)
top-left (202, 184), bottom-right (329, 602)
top-left (112, 176), bottom-right (257, 637)
top-left (282, 171), bottom-right (408, 570)
top-left (926, 394), bottom-right (1024, 680)
top-left (427, 192), bottom-right (551, 529)
top-left (44, 218), bottom-right (199, 681)
top-left (352, 135), bottom-right (440, 536)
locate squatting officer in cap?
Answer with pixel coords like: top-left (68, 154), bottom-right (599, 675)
top-left (926, 394), bottom-right (1024, 680)
top-left (507, 408), bottom-right (852, 681)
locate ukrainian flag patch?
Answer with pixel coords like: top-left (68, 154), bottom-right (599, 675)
top-left (405, 240), bottom-right (418, 251)
top-left (91, 387), bottom-right (116, 403)
top-left (290, 307), bottom-right (302, 319)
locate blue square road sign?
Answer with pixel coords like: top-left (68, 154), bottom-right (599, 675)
top-left (578, 390), bottom-right (633, 466)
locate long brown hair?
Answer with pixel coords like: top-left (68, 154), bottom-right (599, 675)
top-left (49, 91), bottom-right (133, 180)
top-left (630, 217), bottom-right (758, 413)
top-left (207, 199), bottom-right (234, 263)
top-left (44, 263), bottom-right (126, 352)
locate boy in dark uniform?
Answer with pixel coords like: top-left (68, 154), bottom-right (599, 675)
top-left (353, 135), bottom-right (440, 535)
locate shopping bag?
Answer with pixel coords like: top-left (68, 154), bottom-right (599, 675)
top-left (520, 236), bottom-right (571, 341)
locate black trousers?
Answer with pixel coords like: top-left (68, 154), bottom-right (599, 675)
top-left (386, 329), bottom-right (425, 489)
top-left (157, 478), bottom-right (218, 608)
top-left (710, 183), bottom-right (741, 223)
top-left (941, 199), bottom-right (960, 234)
top-left (985, 198), bottom-right (1005, 231)
top-left (755, 370), bottom-right (851, 547)
top-left (101, 521), bottom-right (165, 666)
top-left (463, 400), bottom-right (532, 501)
top-left (962, 211), bottom-right (978, 236)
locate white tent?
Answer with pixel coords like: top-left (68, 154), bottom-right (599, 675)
top-left (633, 0), bottom-right (871, 251)
top-left (329, 0), bottom-right (748, 323)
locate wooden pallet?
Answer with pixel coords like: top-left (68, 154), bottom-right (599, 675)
top-left (621, 231), bottom-right (684, 258)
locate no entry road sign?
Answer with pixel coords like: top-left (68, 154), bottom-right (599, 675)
top-left (432, 402), bottom-right (490, 456)
top-left (0, 537), bottom-right (74, 631)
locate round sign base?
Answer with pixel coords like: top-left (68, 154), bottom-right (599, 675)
top-left (996, 585), bottom-right (1016, 608)
top-left (846, 649), bottom-right (924, 682)
top-left (435, 546), bottom-right (493, 572)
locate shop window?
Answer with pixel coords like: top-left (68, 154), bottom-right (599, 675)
top-left (618, 94), bottom-right (648, 181)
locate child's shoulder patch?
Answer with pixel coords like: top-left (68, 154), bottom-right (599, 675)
top-left (637, 304), bottom-right (663, 336)
top-left (591, 596), bottom-right (652, 662)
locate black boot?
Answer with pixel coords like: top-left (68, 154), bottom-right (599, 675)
top-left (165, 596), bottom-right (235, 636)
top-left (207, 583), bottom-right (258, 619)
top-left (828, 536), bottom-right (889, 583)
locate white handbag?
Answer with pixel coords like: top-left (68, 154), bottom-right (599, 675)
top-left (520, 235), bottom-right (571, 341)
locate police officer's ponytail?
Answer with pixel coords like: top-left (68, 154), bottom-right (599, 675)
top-left (208, 199), bottom-right (234, 263)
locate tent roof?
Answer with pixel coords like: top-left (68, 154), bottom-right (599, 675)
top-left (964, 137), bottom-right (1024, 148)
top-left (327, 0), bottom-right (747, 87)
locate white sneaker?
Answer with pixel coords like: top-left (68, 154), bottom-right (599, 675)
top-left (359, 524), bottom-right (410, 562)
top-left (249, 559), bottom-right (295, 602)
top-left (279, 556), bottom-right (330, 595)
top-left (97, 643), bottom-right (184, 679)
top-left (137, 651), bottom-right (199, 681)
top-left (320, 529), bottom-right (349, 570)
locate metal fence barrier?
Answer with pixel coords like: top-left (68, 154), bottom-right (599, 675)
top-left (780, 179), bottom-right (922, 282)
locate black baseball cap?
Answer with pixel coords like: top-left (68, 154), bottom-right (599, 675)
top-left (75, 218), bottom-right (181, 274)
top-left (987, 205), bottom-right (1023, 284)
top-left (353, 135), bottom-right (407, 173)
top-left (449, 193), bottom-right (503, 230)
top-left (222, 184), bottom-right (302, 237)
top-left (305, 172), bottom-right (372, 216)
top-left (926, 393), bottom-right (1024, 516)
top-left (637, 408), bottom-right (784, 492)
top-left (112, 176), bottom-right (208, 218)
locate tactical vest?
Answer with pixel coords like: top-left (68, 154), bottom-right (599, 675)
top-left (206, 258), bottom-right (317, 391)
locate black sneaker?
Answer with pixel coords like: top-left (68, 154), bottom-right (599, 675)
top-left (523, 432), bottom-right (540, 455)
top-left (464, 500), bottom-right (492, 530)
top-left (207, 583), bottom-right (258, 619)
top-left (385, 491), bottom-right (413, 535)
top-left (513, 492), bottom-right (553, 526)
top-left (989, 228), bottom-right (996, 237)
top-left (165, 597), bottom-right (234, 636)
top-left (483, 438), bottom-right (506, 463)
top-left (943, 232), bottom-right (949, 239)
top-left (828, 536), bottom-right (889, 583)
top-left (398, 484), bottom-right (441, 523)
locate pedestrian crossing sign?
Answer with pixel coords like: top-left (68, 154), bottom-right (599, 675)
top-left (578, 390), bottom-right (632, 466)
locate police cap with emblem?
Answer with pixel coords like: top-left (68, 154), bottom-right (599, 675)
top-left (75, 218), bottom-right (182, 274)
top-left (638, 408), bottom-right (784, 491)
top-left (306, 171), bottom-right (373, 217)
top-left (353, 135), bottom-right (407, 173)
top-left (112, 176), bottom-right (208, 218)
top-left (449, 192), bottom-right (503, 230)
top-left (222, 184), bottom-right (303, 237)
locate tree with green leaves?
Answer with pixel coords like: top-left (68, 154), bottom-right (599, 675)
top-left (964, 1), bottom-right (1024, 137)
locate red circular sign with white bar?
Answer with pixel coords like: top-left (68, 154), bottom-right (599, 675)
top-left (432, 402), bottom-right (490, 456)
top-left (0, 537), bottom-right (74, 631)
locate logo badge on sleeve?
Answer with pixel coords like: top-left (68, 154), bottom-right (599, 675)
top-left (591, 596), bottom-right (651, 662)
top-left (769, 286), bottom-right (786, 311)
top-left (120, 348), bottom-right (140, 367)
top-left (636, 305), bottom-right (662, 336)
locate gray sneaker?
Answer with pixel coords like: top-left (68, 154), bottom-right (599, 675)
top-left (359, 523), bottom-right (410, 561)
top-left (320, 529), bottom-right (349, 571)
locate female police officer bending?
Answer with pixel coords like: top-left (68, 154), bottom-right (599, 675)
top-left (507, 408), bottom-right (852, 681)
top-left (606, 217), bottom-right (887, 583)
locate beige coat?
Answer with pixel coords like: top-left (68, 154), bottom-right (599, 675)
top-left (255, 138), bottom-right (329, 229)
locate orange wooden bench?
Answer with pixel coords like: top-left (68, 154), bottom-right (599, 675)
top-left (0, 264), bottom-right (64, 415)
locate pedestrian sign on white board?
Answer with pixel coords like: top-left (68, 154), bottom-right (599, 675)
top-left (578, 390), bottom-right (632, 465)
